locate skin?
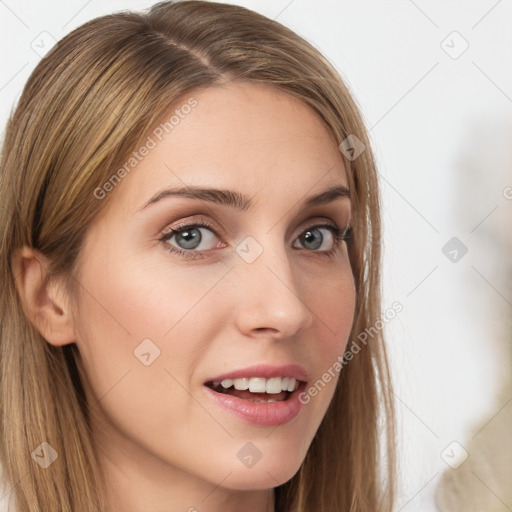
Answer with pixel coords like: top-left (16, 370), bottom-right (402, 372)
top-left (15, 82), bottom-right (355, 512)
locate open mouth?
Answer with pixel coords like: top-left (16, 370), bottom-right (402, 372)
top-left (204, 377), bottom-right (305, 403)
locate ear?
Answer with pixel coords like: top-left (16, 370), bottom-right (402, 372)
top-left (12, 246), bottom-right (77, 346)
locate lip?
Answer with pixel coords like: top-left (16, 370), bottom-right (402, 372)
top-left (202, 363), bottom-right (309, 427)
top-left (203, 380), bottom-right (307, 426)
top-left (204, 363), bottom-right (309, 384)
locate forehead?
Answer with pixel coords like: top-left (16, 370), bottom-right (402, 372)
top-left (108, 81), bottom-right (348, 215)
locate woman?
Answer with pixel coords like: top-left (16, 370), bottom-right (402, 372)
top-left (0, 1), bottom-right (395, 511)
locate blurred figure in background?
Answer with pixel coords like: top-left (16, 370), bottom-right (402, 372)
top-left (436, 118), bottom-right (512, 511)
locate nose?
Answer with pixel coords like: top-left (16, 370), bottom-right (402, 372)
top-left (233, 240), bottom-right (314, 339)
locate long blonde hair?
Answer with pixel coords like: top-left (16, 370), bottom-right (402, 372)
top-left (0, 1), bottom-right (395, 510)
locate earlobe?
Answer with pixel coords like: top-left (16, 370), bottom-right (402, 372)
top-left (12, 246), bottom-right (77, 346)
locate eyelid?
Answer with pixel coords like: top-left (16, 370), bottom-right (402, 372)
top-left (160, 214), bottom-right (220, 236)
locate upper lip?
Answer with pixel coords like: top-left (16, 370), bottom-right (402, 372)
top-left (205, 363), bottom-right (309, 384)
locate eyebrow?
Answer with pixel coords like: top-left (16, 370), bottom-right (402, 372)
top-left (138, 183), bottom-right (350, 213)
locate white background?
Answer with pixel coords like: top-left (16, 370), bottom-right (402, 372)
top-left (1, 1), bottom-right (511, 510)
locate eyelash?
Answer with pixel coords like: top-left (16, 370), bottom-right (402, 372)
top-left (158, 218), bottom-right (352, 260)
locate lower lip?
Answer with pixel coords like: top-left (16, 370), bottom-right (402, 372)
top-left (203, 383), bottom-right (306, 426)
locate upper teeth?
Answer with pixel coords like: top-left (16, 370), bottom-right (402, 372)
top-left (218, 377), bottom-right (297, 394)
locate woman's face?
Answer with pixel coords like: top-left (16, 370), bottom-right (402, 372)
top-left (72, 82), bottom-right (355, 505)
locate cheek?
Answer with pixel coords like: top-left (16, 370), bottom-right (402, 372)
top-left (300, 266), bottom-right (355, 411)
top-left (72, 252), bottom-right (230, 391)
top-left (309, 264), bottom-right (356, 356)
top-left (88, 262), bottom-right (228, 338)
top-left (71, 255), bottom-right (233, 456)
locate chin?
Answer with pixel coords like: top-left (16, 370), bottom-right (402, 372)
top-left (219, 456), bottom-right (303, 490)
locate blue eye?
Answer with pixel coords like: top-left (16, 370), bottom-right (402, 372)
top-left (159, 220), bottom-right (351, 260)
top-left (293, 225), bottom-right (347, 252)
